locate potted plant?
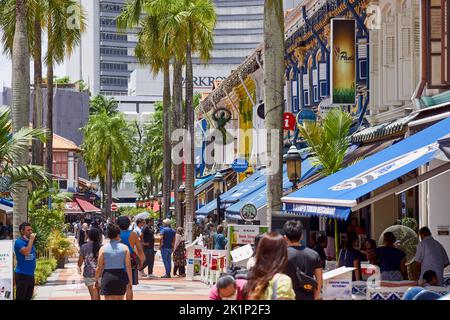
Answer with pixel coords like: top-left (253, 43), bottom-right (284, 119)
top-left (48, 230), bottom-right (76, 269)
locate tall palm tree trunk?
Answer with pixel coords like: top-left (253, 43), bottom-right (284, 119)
top-left (32, 15), bottom-right (44, 168)
top-left (11, 0), bottom-right (31, 239)
top-left (172, 61), bottom-right (183, 227)
top-left (162, 62), bottom-right (172, 219)
top-left (185, 43), bottom-right (195, 241)
top-left (46, 16), bottom-right (54, 175)
top-left (264, 0), bottom-right (285, 231)
top-left (106, 155), bottom-right (112, 219)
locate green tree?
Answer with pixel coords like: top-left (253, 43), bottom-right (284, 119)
top-left (298, 108), bottom-right (353, 258)
top-left (81, 109), bottom-right (131, 219)
top-left (28, 180), bottom-right (72, 213)
top-left (89, 95), bottom-right (119, 116)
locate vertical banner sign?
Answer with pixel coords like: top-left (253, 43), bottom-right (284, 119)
top-left (331, 19), bottom-right (356, 105)
top-left (0, 240), bottom-right (13, 300)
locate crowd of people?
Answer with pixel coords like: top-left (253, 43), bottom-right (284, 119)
top-left (11, 213), bottom-right (450, 300)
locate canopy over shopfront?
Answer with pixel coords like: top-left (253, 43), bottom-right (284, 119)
top-left (64, 197), bottom-right (101, 215)
top-left (282, 117), bottom-right (450, 220)
top-left (196, 157), bottom-right (318, 219)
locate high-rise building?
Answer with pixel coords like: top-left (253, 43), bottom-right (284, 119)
top-left (67, 0), bottom-right (303, 97)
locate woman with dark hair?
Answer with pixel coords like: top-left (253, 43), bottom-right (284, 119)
top-left (78, 228), bottom-right (103, 300)
top-left (245, 233), bottom-right (295, 300)
top-left (116, 216), bottom-right (144, 300)
top-left (95, 224), bottom-right (132, 300)
top-left (362, 239), bottom-right (378, 264)
top-left (173, 227), bottom-right (186, 277)
top-left (338, 232), bottom-right (362, 281)
top-left (376, 232), bottom-right (406, 281)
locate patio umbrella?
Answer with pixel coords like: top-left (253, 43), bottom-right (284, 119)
top-left (132, 212), bottom-right (150, 221)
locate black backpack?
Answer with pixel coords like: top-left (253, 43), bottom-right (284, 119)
top-left (289, 247), bottom-right (318, 294)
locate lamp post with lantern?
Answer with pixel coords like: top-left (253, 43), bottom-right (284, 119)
top-left (157, 191), bottom-right (163, 222)
top-left (213, 172), bottom-right (226, 225)
top-left (178, 184), bottom-right (186, 228)
top-left (286, 145), bottom-right (302, 191)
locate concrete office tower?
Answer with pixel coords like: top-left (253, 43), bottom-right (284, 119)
top-left (66, 0), bottom-right (137, 96)
top-left (67, 0), bottom-right (303, 97)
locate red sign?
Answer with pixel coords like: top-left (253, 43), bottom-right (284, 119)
top-left (111, 203), bottom-right (118, 212)
top-left (283, 112), bottom-right (296, 130)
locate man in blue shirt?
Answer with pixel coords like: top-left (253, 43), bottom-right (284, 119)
top-left (14, 222), bottom-right (37, 300)
top-left (160, 219), bottom-right (175, 278)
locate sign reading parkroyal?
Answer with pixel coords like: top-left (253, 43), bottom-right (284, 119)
top-left (331, 19), bottom-right (356, 105)
top-left (0, 240), bottom-right (13, 300)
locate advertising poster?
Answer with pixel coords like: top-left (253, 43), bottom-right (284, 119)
top-left (0, 240), bottom-right (13, 300)
top-left (331, 19), bottom-right (356, 105)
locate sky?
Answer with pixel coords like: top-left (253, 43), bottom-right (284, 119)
top-left (0, 48), bottom-right (65, 89)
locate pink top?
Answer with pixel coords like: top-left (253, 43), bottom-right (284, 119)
top-left (209, 279), bottom-right (247, 300)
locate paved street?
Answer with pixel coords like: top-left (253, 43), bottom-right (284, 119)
top-left (35, 255), bottom-right (211, 300)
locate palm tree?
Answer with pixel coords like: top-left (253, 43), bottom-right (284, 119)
top-left (118, 0), bottom-right (176, 220)
top-left (298, 108), bottom-right (353, 259)
top-left (264, 0), bottom-right (285, 232)
top-left (0, 0), bottom-right (85, 170)
top-left (89, 95), bottom-right (119, 116)
top-left (173, 0), bottom-right (216, 239)
top-left (28, 180), bottom-right (72, 213)
top-left (10, 0), bottom-right (31, 239)
top-left (81, 109), bottom-right (131, 219)
top-left (45, 0), bottom-right (86, 175)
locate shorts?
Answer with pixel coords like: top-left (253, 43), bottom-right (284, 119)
top-left (83, 277), bottom-right (99, 287)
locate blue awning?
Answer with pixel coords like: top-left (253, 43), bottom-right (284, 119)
top-left (194, 175), bottom-right (214, 188)
top-left (225, 159), bottom-right (318, 215)
top-left (281, 117), bottom-right (450, 220)
top-left (195, 168), bottom-right (267, 217)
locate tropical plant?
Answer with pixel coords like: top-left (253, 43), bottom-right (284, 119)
top-left (34, 258), bottom-right (57, 285)
top-left (48, 230), bottom-right (76, 267)
top-left (28, 180), bottom-right (72, 213)
top-left (53, 76), bottom-right (70, 84)
top-left (29, 207), bottom-right (65, 255)
top-left (89, 94), bottom-right (119, 116)
top-left (298, 108), bottom-right (353, 259)
top-left (81, 109), bottom-right (132, 218)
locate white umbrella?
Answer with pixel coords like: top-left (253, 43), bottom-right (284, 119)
top-left (132, 211), bottom-right (150, 221)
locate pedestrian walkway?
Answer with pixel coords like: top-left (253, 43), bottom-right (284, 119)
top-left (34, 255), bottom-right (211, 300)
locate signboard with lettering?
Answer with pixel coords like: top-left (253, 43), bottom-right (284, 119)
top-left (232, 158), bottom-right (249, 173)
top-left (323, 267), bottom-right (354, 300)
top-left (331, 19), bottom-right (356, 105)
top-left (0, 240), bottom-right (13, 300)
top-left (283, 112), bottom-right (296, 131)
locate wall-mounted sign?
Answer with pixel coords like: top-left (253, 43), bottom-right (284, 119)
top-left (240, 203), bottom-right (257, 222)
top-left (0, 241), bottom-right (13, 300)
top-left (330, 19), bottom-right (356, 105)
top-left (232, 158), bottom-right (249, 173)
top-left (257, 102), bottom-right (265, 119)
top-left (437, 225), bottom-right (450, 236)
top-left (283, 112), bottom-right (296, 131)
top-left (296, 109), bottom-right (317, 126)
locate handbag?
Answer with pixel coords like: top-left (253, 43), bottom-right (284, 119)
top-left (293, 249), bottom-right (318, 294)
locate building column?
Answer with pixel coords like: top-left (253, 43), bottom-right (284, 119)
top-left (67, 151), bottom-right (75, 190)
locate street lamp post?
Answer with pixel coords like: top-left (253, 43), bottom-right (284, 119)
top-left (213, 172), bottom-right (225, 225)
top-left (178, 184), bottom-right (186, 228)
top-left (157, 191), bottom-right (163, 222)
top-left (286, 145), bottom-right (302, 190)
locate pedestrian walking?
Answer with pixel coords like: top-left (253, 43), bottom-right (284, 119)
top-left (160, 219), bottom-right (176, 278)
top-left (283, 220), bottom-right (323, 300)
top-left (376, 232), bottom-right (406, 281)
top-left (213, 225), bottom-right (228, 250)
top-left (173, 227), bottom-right (186, 277)
top-left (117, 216), bottom-right (144, 300)
top-left (133, 218), bottom-right (146, 278)
top-left (414, 227), bottom-right (450, 286)
top-left (95, 224), bottom-right (132, 300)
top-left (338, 232), bottom-right (362, 281)
top-left (245, 232), bottom-right (295, 300)
top-left (78, 223), bottom-right (89, 249)
top-left (141, 218), bottom-right (157, 279)
top-left (78, 228), bottom-right (103, 300)
top-left (209, 275), bottom-right (247, 300)
top-left (14, 223), bottom-right (37, 300)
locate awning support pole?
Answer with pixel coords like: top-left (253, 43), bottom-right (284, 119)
top-left (352, 162), bottom-right (450, 212)
top-left (239, 73), bottom-right (257, 108)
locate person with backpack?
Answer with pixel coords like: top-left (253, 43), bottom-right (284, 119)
top-left (282, 220), bottom-right (323, 300)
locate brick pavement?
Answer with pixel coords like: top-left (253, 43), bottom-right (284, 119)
top-left (35, 254), bottom-right (211, 300)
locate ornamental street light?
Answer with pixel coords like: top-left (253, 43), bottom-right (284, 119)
top-left (286, 144), bottom-right (302, 190)
top-left (178, 184), bottom-right (186, 228)
top-left (213, 172), bottom-right (225, 225)
top-left (157, 191), bottom-right (163, 222)
top-left (149, 195), bottom-right (156, 212)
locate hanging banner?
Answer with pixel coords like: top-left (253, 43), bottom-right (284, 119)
top-left (0, 240), bottom-right (13, 300)
top-left (330, 19), bottom-right (356, 105)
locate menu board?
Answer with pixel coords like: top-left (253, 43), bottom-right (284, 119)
top-left (0, 240), bottom-right (13, 300)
